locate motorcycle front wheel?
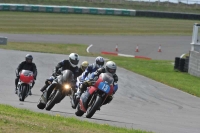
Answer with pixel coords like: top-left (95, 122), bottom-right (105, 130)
top-left (45, 90), bottom-right (62, 111)
top-left (19, 84), bottom-right (29, 101)
top-left (86, 95), bottom-right (102, 118)
top-left (70, 91), bottom-right (78, 109)
top-left (75, 103), bottom-right (84, 117)
top-left (37, 96), bottom-right (46, 110)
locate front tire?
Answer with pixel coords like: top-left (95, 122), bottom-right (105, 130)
top-left (45, 90), bottom-right (62, 111)
top-left (20, 85), bottom-right (29, 101)
top-left (71, 92), bottom-right (78, 109)
top-left (86, 95), bottom-right (102, 118)
top-left (37, 96), bottom-right (46, 109)
top-left (75, 104), bottom-right (84, 117)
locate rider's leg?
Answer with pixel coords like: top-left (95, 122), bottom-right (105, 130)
top-left (76, 82), bottom-right (89, 98)
top-left (40, 76), bottom-right (55, 92)
top-left (15, 77), bottom-right (19, 94)
top-left (29, 81), bottom-right (35, 95)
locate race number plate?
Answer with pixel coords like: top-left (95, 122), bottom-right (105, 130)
top-left (98, 82), bottom-right (110, 94)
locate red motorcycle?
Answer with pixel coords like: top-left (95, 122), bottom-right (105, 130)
top-left (17, 70), bottom-right (34, 101)
top-left (75, 73), bottom-right (114, 118)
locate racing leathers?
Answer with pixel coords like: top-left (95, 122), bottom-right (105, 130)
top-left (75, 63), bottom-right (101, 94)
top-left (40, 60), bottom-right (79, 92)
top-left (80, 63), bottom-right (101, 81)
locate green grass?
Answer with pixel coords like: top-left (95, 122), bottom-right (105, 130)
top-left (109, 57), bottom-right (200, 97)
top-left (0, 42), bottom-right (91, 56)
top-left (0, 104), bottom-right (150, 133)
top-left (2, 0), bottom-right (200, 14)
top-left (0, 11), bottom-right (197, 35)
top-left (0, 42), bottom-right (200, 97)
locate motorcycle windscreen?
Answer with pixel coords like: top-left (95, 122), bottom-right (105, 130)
top-left (99, 73), bottom-right (114, 85)
top-left (97, 73), bottom-right (114, 94)
top-left (61, 70), bottom-right (74, 84)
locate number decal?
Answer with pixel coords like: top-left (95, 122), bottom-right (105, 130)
top-left (98, 82), bottom-right (110, 94)
top-left (102, 84), bottom-right (109, 92)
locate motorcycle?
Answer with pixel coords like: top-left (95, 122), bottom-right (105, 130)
top-left (17, 70), bottom-right (34, 101)
top-left (37, 70), bottom-right (75, 111)
top-left (70, 72), bottom-right (95, 109)
top-left (75, 73), bottom-right (114, 118)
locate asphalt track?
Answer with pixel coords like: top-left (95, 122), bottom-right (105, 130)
top-left (0, 49), bottom-right (200, 133)
top-left (0, 33), bottom-right (192, 60)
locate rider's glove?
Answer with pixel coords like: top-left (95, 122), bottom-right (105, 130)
top-left (86, 80), bottom-right (92, 86)
top-left (93, 76), bottom-right (98, 81)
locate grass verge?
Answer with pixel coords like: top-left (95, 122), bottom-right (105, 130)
top-left (0, 42), bottom-right (200, 97)
top-left (0, 104), bottom-right (150, 133)
top-left (0, 11), bottom-right (197, 35)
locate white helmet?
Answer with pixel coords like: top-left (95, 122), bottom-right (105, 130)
top-left (69, 53), bottom-right (79, 67)
top-left (105, 61), bottom-right (117, 75)
top-left (95, 56), bottom-right (104, 68)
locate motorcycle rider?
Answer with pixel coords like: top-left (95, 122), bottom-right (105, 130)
top-left (75, 56), bottom-right (104, 96)
top-left (15, 54), bottom-right (37, 95)
top-left (78, 61), bottom-right (89, 76)
top-left (77, 61), bottom-right (118, 105)
top-left (75, 61), bottom-right (89, 89)
top-left (80, 56), bottom-right (105, 81)
top-left (40, 53), bottom-right (80, 93)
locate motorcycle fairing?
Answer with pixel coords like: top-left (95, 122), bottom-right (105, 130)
top-left (88, 77), bottom-right (114, 95)
top-left (20, 70), bottom-right (34, 84)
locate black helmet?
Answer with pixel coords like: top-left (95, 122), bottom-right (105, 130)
top-left (25, 54), bottom-right (33, 63)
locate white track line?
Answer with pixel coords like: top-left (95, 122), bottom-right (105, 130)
top-left (86, 44), bottom-right (93, 53)
top-left (118, 53), bottom-right (135, 57)
top-left (180, 53), bottom-right (186, 58)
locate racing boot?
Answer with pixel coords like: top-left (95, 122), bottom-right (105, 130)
top-left (15, 88), bottom-right (18, 94)
top-left (76, 89), bottom-right (82, 99)
top-left (29, 89), bottom-right (32, 95)
top-left (76, 82), bottom-right (89, 99)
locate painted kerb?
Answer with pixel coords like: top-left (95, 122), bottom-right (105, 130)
top-left (0, 4), bottom-right (136, 16)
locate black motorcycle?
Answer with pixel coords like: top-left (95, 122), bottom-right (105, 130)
top-left (37, 70), bottom-right (75, 111)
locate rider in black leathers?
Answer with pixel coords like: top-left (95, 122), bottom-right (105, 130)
top-left (15, 54), bottom-right (37, 95)
top-left (40, 53), bottom-right (80, 94)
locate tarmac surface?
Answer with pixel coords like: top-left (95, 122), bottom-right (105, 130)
top-left (0, 48), bottom-right (200, 133)
top-left (0, 33), bottom-right (192, 60)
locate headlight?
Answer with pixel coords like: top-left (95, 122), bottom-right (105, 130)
top-left (64, 84), bottom-right (71, 90)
